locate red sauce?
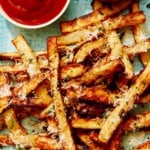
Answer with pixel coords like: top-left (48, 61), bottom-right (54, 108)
top-left (0, 0), bottom-right (67, 25)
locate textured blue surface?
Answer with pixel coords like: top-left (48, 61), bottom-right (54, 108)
top-left (0, 0), bottom-right (93, 52)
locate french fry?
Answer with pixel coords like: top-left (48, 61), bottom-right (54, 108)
top-left (0, 134), bottom-right (61, 149)
top-left (57, 24), bottom-right (104, 46)
top-left (130, 0), bottom-right (150, 66)
top-left (98, 61), bottom-right (150, 143)
top-left (12, 35), bottom-right (40, 77)
top-left (46, 37), bottom-right (75, 149)
top-left (102, 11), bottom-right (146, 31)
top-left (0, 50), bottom-right (47, 60)
top-left (123, 39), bottom-right (150, 57)
top-left (71, 118), bottom-right (103, 129)
top-left (60, 0), bottom-right (131, 33)
top-left (107, 30), bottom-right (134, 78)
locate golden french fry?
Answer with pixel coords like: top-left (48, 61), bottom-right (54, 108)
top-left (98, 61), bottom-right (150, 143)
top-left (103, 11), bottom-right (146, 31)
top-left (130, 0), bottom-right (150, 66)
top-left (71, 118), bottom-right (103, 129)
top-left (12, 35), bottom-right (40, 77)
top-left (47, 37), bottom-right (75, 149)
top-left (3, 108), bottom-right (26, 135)
top-left (107, 30), bottom-right (134, 78)
top-left (60, 0), bottom-right (131, 33)
top-left (0, 50), bottom-right (47, 60)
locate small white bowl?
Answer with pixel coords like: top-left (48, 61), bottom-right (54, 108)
top-left (0, 0), bottom-right (70, 29)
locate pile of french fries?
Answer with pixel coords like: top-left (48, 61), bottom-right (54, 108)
top-left (0, 0), bottom-right (150, 149)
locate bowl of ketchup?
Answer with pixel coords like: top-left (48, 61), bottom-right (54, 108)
top-left (0, 0), bottom-right (70, 29)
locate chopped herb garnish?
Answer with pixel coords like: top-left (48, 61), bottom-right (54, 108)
top-left (29, 58), bottom-right (33, 64)
top-left (46, 105), bottom-right (55, 116)
top-left (65, 75), bottom-right (71, 81)
top-left (115, 95), bottom-right (120, 99)
top-left (10, 119), bottom-right (14, 129)
top-left (21, 53), bottom-right (25, 57)
top-left (119, 110), bottom-right (125, 118)
top-left (29, 116), bottom-right (39, 123)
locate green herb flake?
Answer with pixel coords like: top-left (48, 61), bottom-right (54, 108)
top-left (65, 75), bottom-right (71, 81)
top-left (28, 58), bottom-right (33, 64)
top-left (10, 119), bottom-right (14, 129)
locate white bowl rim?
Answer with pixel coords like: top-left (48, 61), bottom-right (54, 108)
top-left (0, 0), bottom-right (70, 29)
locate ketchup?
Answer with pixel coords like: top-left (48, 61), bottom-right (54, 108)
top-left (0, 0), bottom-right (67, 25)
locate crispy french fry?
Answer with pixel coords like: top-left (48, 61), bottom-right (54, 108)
top-left (98, 61), bottom-right (150, 143)
top-left (0, 50), bottom-right (47, 60)
top-left (107, 30), bottom-right (134, 78)
top-left (0, 133), bottom-right (61, 149)
top-left (47, 37), bottom-right (75, 149)
top-left (71, 118), bottom-right (103, 129)
top-left (103, 11), bottom-right (146, 31)
top-left (3, 108), bottom-right (26, 136)
top-left (123, 39), bottom-right (150, 57)
top-left (57, 24), bottom-right (104, 46)
top-left (60, 0), bottom-right (131, 33)
top-left (130, 0), bottom-right (150, 66)
top-left (12, 35), bottom-right (40, 77)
